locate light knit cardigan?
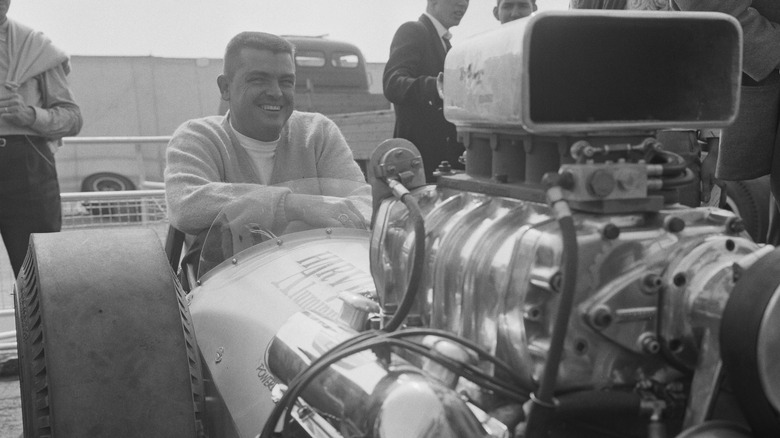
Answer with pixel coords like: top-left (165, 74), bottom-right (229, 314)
top-left (164, 111), bottom-right (366, 235)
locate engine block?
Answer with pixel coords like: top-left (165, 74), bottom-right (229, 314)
top-left (373, 186), bottom-right (759, 390)
top-left (362, 10), bottom-right (780, 438)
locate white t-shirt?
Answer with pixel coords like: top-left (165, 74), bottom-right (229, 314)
top-left (231, 123), bottom-right (278, 185)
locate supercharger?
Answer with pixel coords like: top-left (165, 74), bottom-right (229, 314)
top-left (362, 11), bottom-right (780, 438)
top-left (192, 11), bottom-right (780, 438)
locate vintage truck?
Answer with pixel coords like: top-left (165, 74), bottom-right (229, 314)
top-left (13, 10), bottom-right (780, 438)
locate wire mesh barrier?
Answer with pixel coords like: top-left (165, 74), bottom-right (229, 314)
top-left (61, 189), bottom-right (168, 229)
top-left (0, 190), bottom-right (170, 310)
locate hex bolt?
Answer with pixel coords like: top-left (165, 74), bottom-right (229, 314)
top-left (558, 171), bottom-right (575, 190)
top-left (602, 223), bottom-right (620, 240)
top-left (664, 216), bottom-right (686, 233)
top-left (639, 332), bottom-right (661, 355)
top-left (524, 305), bottom-right (543, 322)
top-left (589, 306), bottom-right (613, 330)
top-left (726, 217), bottom-right (746, 234)
top-left (436, 161), bottom-right (452, 174)
top-left (641, 273), bottom-right (664, 295)
top-left (587, 170), bottom-right (616, 198)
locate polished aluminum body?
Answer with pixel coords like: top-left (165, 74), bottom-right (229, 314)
top-left (189, 228), bottom-right (374, 437)
top-left (443, 11), bottom-right (741, 133)
top-left (267, 312), bottom-right (492, 438)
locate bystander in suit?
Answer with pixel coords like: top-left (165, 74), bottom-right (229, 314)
top-left (383, 0), bottom-right (469, 182)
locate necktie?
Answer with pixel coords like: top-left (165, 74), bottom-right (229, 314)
top-left (443, 32), bottom-right (452, 52)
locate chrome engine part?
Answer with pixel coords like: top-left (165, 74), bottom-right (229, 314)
top-left (254, 11), bottom-right (780, 438)
top-left (373, 183), bottom-right (762, 388)
top-left (365, 11), bottom-right (778, 438)
top-left (266, 312), bottom-right (494, 438)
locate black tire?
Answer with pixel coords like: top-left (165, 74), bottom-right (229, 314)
top-left (14, 228), bottom-right (204, 437)
top-left (720, 246), bottom-right (780, 437)
top-left (81, 172), bottom-right (136, 192)
top-left (723, 176), bottom-right (771, 243)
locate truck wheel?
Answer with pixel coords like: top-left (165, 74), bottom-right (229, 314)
top-left (723, 176), bottom-right (771, 243)
top-left (81, 172), bottom-right (136, 192)
top-left (14, 228), bottom-right (204, 437)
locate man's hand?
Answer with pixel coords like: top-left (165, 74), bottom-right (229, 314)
top-left (285, 193), bottom-right (368, 230)
top-left (0, 91), bottom-right (35, 126)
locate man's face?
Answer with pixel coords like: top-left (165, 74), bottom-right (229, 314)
top-left (430, 0), bottom-right (469, 29)
top-left (218, 48), bottom-right (295, 141)
top-left (494, 0), bottom-right (535, 24)
top-left (0, 0), bottom-right (11, 22)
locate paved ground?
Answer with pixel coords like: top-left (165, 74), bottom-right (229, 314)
top-left (0, 353), bottom-right (21, 438)
top-left (0, 245), bottom-right (21, 438)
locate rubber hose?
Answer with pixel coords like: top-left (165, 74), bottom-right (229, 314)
top-left (525, 211), bottom-right (579, 438)
top-left (383, 193), bottom-right (426, 332)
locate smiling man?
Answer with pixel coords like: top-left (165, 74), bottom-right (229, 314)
top-left (165, 32), bottom-right (368, 246)
top-left (383, 0), bottom-right (470, 182)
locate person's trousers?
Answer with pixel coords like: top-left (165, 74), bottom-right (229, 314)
top-left (0, 135), bottom-right (61, 277)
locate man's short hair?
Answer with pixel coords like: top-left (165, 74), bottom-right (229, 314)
top-left (496, 0), bottom-right (536, 5)
top-left (223, 32), bottom-right (295, 79)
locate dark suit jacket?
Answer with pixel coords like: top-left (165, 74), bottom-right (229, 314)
top-left (674, 0), bottom-right (780, 184)
top-left (383, 14), bottom-right (464, 182)
top-left (674, 0), bottom-right (780, 81)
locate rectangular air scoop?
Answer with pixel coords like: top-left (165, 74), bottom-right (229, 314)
top-left (442, 11), bottom-right (742, 133)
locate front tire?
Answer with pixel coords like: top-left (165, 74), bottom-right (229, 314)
top-left (14, 228), bottom-right (203, 437)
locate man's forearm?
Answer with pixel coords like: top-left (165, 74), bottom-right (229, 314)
top-left (30, 103), bottom-right (82, 138)
top-left (29, 67), bottom-right (83, 137)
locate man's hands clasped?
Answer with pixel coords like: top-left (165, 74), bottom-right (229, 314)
top-left (0, 91), bottom-right (35, 126)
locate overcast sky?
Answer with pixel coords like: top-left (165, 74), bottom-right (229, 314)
top-left (9, 0), bottom-right (569, 62)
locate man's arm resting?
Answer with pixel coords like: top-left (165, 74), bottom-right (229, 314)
top-left (284, 193), bottom-right (367, 229)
